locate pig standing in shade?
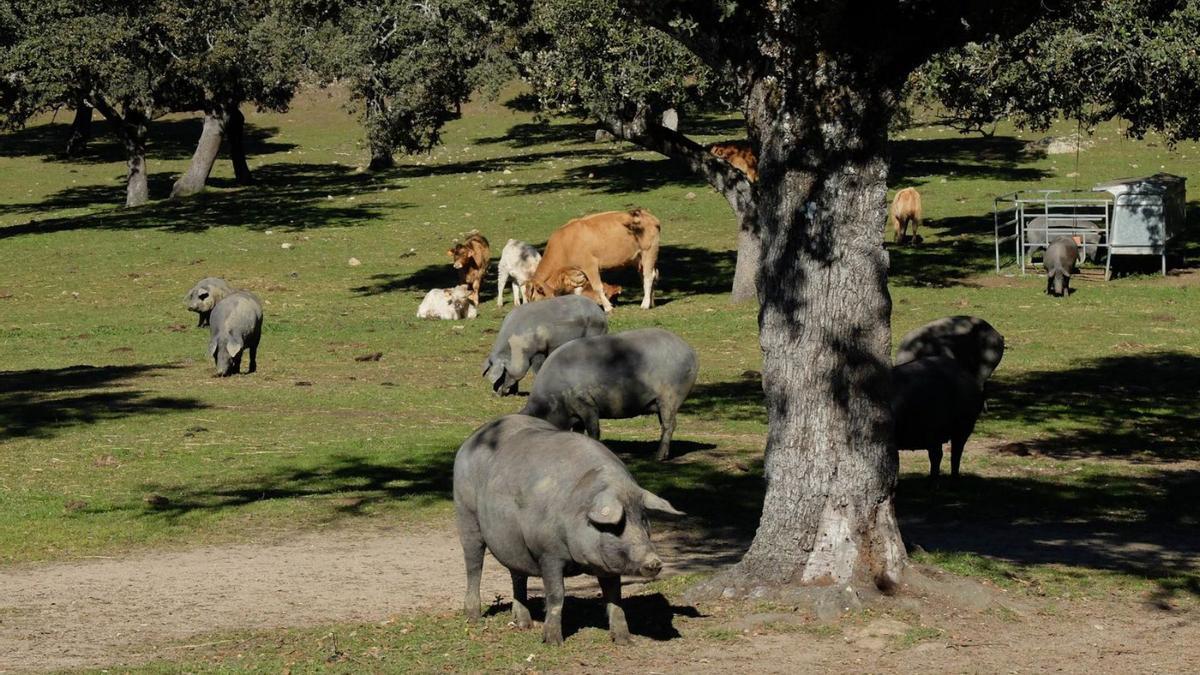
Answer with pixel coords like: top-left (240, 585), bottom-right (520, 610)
top-left (1045, 236), bottom-right (1080, 297)
top-left (520, 328), bottom-right (697, 461)
top-left (894, 315), bottom-right (1005, 389)
top-left (481, 294), bottom-right (607, 395)
top-left (892, 355), bottom-right (983, 478)
top-left (454, 414), bottom-right (682, 645)
top-left (208, 291), bottom-right (263, 376)
top-left (184, 277), bottom-right (234, 327)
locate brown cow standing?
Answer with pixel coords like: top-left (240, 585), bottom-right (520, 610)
top-left (890, 187), bottom-right (923, 244)
top-left (447, 232), bottom-right (491, 305)
top-left (708, 140), bottom-right (758, 182)
top-left (528, 208), bottom-right (660, 313)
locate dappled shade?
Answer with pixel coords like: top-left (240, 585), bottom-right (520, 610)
top-left (0, 364), bottom-right (205, 439)
top-left (899, 468), bottom-right (1200, 602)
top-left (0, 163), bottom-right (401, 238)
top-left (989, 352), bottom-right (1200, 461)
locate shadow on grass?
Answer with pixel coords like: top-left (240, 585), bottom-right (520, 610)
top-left (141, 452), bottom-right (455, 520)
top-left (484, 593), bottom-right (702, 642)
top-left (889, 135), bottom-right (1051, 189)
top-left (0, 117), bottom-right (293, 164)
top-left (0, 163), bottom-right (401, 237)
top-left (898, 468), bottom-right (1200, 602)
top-left (0, 364), bottom-right (205, 440)
top-left (474, 120), bottom-right (596, 149)
top-left (990, 352), bottom-right (1200, 462)
top-left (353, 244), bottom-right (736, 303)
top-left (682, 374), bottom-right (765, 424)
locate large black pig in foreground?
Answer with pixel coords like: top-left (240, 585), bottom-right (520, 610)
top-left (454, 414), bottom-right (683, 645)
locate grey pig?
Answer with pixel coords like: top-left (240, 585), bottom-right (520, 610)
top-left (1025, 216), bottom-right (1101, 262)
top-left (184, 277), bottom-right (234, 327)
top-left (894, 315), bottom-right (1005, 389)
top-left (520, 328), bottom-right (698, 461)
top-left (892, 356), bottom-right (983, 478)
top-left (482, 294), bottom-right (608, 396)
top-left (208, 291), bottom-right (263, 376)
top-left (1045, 236), bottom-right (1080, 297)
top-left (454, 414), bottom-right (683, 645)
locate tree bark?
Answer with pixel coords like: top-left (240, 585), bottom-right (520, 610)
top-left (224, 103), bottom-right (254, 184)
top-left (171, 110), bottom-right (224, 198)
top-left (65, 102), bottom-right (93, 157)
top-left (730, 214), bottom-right (760, 303)
top-left (89, 97), bottom-right (151, 207)
top-left (368, 142), bottom-right (395, 171)
top-left (716, 70), bottom-right (904, 594)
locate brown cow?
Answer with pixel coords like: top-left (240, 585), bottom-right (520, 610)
top-left (528, 208), bottom-right (660, 313)
top-left (447, 232), bottom-right (491, 305)
top-left (708, 140), bottom-right (758, 182)
top-left (549, 266), bottom-right (623, 306)
top-left (890, 187), bottom-right (923, 244)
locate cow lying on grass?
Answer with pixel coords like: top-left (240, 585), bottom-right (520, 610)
top-left (527, 208), bottom-right (660, 313)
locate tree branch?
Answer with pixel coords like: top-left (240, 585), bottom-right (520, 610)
top-left (597, 109), bottom-right (755, 216)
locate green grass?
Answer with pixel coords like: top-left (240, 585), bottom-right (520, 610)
top-left (2, 85), bottom-right (1199, 612)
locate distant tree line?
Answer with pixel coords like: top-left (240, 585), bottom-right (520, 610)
top-left (0, 0), bottom-right (517, 206)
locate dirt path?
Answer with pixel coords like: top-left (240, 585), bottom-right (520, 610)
top-left (0, 521), bottom-right (737, 672)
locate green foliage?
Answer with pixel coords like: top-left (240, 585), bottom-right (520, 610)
top-left (914, 0), bottom-right (1200, 143)
top-left (308, 0), bottom-right (517, 160)
top-left (519, 0), bottom-right (724, 119)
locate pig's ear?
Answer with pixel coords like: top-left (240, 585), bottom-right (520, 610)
top-left (588, 491), bottom-right (624, 525)
top-left (225, 338), bottom-right (243, 358)
top-left (642, 489), bottom-right (684, 516)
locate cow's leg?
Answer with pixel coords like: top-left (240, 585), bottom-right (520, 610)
top-left (497, 266), bottom-right (509, 307)
top-left (639, 249), bottom-right (658, 309)
top-left (928, 444), bottom-right (943, 478)
top-left (513, 281), bottom-right (524, 305)
top-left (582, 263), bottom-right (612, 313)
top-left (892, 214), bottom-right (902, 243)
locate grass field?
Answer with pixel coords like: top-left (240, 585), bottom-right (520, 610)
top-left (2, 86), bottom-right (1199, 670)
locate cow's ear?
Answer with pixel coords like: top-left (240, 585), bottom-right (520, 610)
top-left (472, 244), bottom-right (486, 268)
top-left (588, 490), bottom-right (624, 525)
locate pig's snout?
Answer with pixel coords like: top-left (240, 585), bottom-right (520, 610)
top-left (638, 555), bottom-right (663, 577)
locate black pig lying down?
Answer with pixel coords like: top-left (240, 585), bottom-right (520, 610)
top-left (521, 328), bottom-right (698, 461)
top-left (892, 356), bottom-right (983, 478)
top-left (454, 414), bottom-right (683, 645)
top-left (482, 294), bottom-right (608, 395)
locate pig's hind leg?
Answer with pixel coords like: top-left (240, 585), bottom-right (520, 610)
top-left (511, 572), bottom-right (532, 629)
top-left (457, 510), bottom-right (485, 621)
top-left (540, 558), bottom-right (566, 645)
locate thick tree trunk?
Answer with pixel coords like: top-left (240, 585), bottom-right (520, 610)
top-left (730, 211), bottom-right (760, 303)
top-left (224, 104), bottom-right (254, 184)
top-left (65, 102), bottom-right (93, 157)
top-left (368, 143), bottom-right (395, 171)
top-left (714, 82), bottom-right (904, 596)
top-left (171, 110), bottom-right (224, 198)
top-left (121, 109), bottom-right (150, 208)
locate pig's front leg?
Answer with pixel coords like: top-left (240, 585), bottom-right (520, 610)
top-left (599, 575), bottom-right (630, 644)
top-left (540, 559), bottom-right (566, 645)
